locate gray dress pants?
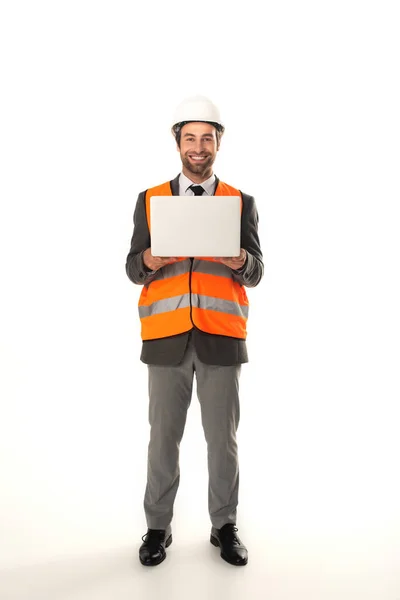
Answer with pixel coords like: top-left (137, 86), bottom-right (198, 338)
top-left (143, 334), bottom-right (241, 530)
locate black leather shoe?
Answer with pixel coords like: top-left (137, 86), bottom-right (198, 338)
top-left (139, 527), bottom-right (172, 566)
top-left (210, 524), bottom-right (248, 566)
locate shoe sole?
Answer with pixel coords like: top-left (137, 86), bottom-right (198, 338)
top-left (139, 534), bottom-right (173, 567)
top-left (210, 534), bottom-right (248, 566)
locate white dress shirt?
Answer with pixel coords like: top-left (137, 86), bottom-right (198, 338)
top-left (179, 172), bottom-right (216, 196)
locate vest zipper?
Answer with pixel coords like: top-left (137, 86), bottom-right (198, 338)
top-left (189, 257), bottom-right (195, 328)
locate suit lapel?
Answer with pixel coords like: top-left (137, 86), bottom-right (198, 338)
top-left (170, 175), bottom-right (180, 196)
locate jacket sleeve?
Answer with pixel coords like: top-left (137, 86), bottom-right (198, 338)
top-left (125, 191), bottom-right (157, 285)
top-left (231, 192), bottom-right (264, 288)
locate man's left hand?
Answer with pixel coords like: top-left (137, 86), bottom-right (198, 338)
top-left (215, 248), bottom-right (247, 270)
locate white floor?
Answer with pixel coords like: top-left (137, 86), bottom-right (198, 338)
top-left (2, 371), bottom-right (400, 600)
top-left (1, 519), bottom-right (399, 600)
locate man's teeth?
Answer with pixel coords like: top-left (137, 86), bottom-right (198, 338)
top-left (191, 156), bottom-right (206, 160)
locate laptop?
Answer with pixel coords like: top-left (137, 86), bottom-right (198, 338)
top-left (150, 195), bottom-right (241, 257)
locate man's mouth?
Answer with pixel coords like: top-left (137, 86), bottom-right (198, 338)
top-left (188, 154), bottom-right (208, 161)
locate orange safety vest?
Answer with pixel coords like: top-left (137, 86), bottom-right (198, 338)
top-left (138, 180), bottom-right (249, 341)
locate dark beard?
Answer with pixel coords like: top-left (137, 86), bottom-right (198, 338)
top-left (181, 153), bottom-right (214, 177)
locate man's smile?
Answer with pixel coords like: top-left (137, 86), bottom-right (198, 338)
top-left (188, 154), bottom-right (208, 161)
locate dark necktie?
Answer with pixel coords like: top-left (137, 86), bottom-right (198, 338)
top-left (190, 185), bottom-right (205, 196)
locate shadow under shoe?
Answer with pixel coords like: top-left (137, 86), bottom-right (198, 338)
top-left (139, 528), bottom-right (173, 566)
top-left (210, 524), bottom-right (248, 566)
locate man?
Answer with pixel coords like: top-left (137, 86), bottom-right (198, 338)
top-left (125, 95), bottom-right (264, 567)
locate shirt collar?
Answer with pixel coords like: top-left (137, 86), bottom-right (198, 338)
top-left (179, 172), bottom-right (216, 196)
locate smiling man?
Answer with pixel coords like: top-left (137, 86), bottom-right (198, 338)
top-left (125, 95), bottom-right (264, 567)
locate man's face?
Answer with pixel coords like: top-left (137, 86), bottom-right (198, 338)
top-left (178, 122), bottom-right (219, 178)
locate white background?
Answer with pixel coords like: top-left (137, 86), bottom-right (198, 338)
top-left (1, 1), bottom-right (399, 598)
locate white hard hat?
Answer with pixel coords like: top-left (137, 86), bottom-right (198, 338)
top-left (171, 95), bottom-right (224, 129)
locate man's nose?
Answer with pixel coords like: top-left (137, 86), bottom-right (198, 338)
top-left (193, 140), bottom-right (206, 153)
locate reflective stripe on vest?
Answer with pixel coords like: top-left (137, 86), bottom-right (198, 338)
top-left (138, 180), bottom-right (249, 340)
top-left (139, 293), bottom-right (249, 320)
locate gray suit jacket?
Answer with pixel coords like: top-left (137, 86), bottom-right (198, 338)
top-left (125, 175), bottom-right (264, 365)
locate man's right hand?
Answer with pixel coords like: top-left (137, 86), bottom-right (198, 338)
top-left (143, 248), bottom-right (178, 271)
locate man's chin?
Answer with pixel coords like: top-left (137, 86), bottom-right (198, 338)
top-left (188, 165), bottom-right (205, 175)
